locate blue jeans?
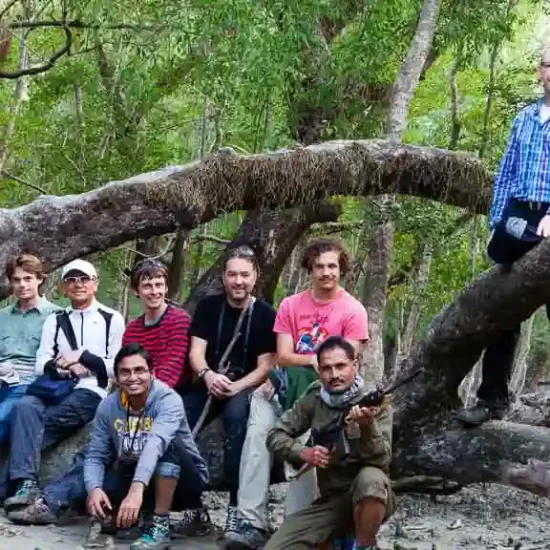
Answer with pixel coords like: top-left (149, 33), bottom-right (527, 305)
top-left (43, 443), bottom-right (205, 514)
top-left (0, 384), bottom-right (28, 446)
top-left (182, 383), bottom-right (252, 507)
top-left (0, 388), bottom-right (101, 501)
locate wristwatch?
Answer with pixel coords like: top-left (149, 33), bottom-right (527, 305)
top-left (198, 367), bottom-right (211, 379)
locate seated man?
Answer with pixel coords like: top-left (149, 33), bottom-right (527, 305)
top-left (123, 259), bottom-right (192, 388)
top-left (0, 259), bottom-right (125, 508)
top-left (0, 254), bottom-right (59, 444)
top-left (264, 337), bottom-right (393, 550)
top-left (178, 245), bottom-right (277, 538)
top-left (8, 343), bottom-right (209, 550)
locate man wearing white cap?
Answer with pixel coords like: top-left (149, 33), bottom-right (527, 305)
top-left (0, 259), bottom-right (125, 512)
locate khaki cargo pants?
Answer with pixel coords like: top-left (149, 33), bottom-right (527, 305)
top-left (264, 466), bottom-right (393, 550)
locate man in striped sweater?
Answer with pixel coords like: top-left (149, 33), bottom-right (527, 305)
top-left (122, 260), bottom-right (191, 390)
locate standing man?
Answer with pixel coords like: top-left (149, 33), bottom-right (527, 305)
top-left (265, 337), bottom-right (393, 550)
top-left (122, 259), bottom-right (192, 389)
top-left (0, 259), bottom-right (125, 509)
top-left (8, 343), bottom-right (208, 550)
top-left (0, 254), bottom-right (59, 444)
top-left (227, 239), bottom-right (369, 549)
top-left (176, 245), bottom-right (277, 538)
top-left (458, 50), bottom-right (550, 426)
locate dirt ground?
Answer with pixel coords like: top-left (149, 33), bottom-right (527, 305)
top-left (1, 483), bottom-right (550, 549)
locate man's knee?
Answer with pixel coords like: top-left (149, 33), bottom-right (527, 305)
top-left (156, 444), bottom-right (181, 479)
top-left (248, 389), bottom-right (276, 433)
top-left (352, 467), bottom-right (394, 519)
top-left (13, 395), bottom-right (44, 416)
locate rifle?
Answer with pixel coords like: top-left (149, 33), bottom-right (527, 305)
top-left (290, 368), bottom-right (422, 480)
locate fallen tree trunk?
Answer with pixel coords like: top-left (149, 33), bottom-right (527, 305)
top-left (0, 140), bottom-right (491, 299)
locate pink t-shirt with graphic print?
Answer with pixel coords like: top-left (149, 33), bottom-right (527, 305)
top-left (274, 289), bottom-right (369, 354)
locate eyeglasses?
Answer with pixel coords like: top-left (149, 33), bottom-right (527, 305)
top-left (63, 276), bottom-right (95, 285)
top-left (118, 367), bottom-right (151, 380)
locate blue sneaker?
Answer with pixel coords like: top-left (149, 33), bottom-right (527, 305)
top-left (130, 516), bottom-right (171, 550)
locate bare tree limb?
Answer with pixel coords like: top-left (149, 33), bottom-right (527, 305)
top-left (0, 170), bottom-right (45, 194)
top-left (193, 234), bottom-right (230, 245)
top-left (7, 20), bottom-right (163, 31)
top-left (0, 25), bottom-right (71, 79)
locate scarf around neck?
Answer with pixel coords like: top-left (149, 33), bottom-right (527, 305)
top-left (320, 374), bottom-right (364, 409)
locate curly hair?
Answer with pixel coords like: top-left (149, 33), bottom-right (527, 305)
top-left (300, 239), bottom-right (351, 274)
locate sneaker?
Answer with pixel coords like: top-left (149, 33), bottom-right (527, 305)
top-left (224, 522), bottom-right (269, 549)
top-left (130, 516), bottom-right (171, 550)
top-left (456, 399), bottom-right (508, 426)
top-left (7, 497), bottom-right (57, 525)
top-left (4, 480), bottom-right (41, 512)
top-left (171, 508), bottom-right (212, 538)
top-left (225, 505), bottom-right (239, 536)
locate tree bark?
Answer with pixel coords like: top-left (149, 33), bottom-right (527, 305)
top-left (0, 140), bottom-right (491, 299)
top-left (167, 229), bottom-right (191, 301)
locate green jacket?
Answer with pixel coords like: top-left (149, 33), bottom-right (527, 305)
top-left (266, 381), bottom-right (392, 497)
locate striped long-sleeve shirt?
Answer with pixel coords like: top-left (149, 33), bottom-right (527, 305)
top-left (122, 305), bottom-right (191, 388)
top-left (491, 100), bottom-right (550, 228)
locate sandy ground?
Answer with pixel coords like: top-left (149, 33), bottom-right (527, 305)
top-left (1, 484), bottom-right (550, 549)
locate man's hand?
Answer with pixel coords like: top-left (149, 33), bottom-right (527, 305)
top-left (346, 405), bottom-right (380, 427)
top-left (537, 215), bottom-right (550, 238)
top-left (117, 483), bottom-right (144, 528)
top-left (68, 363), bottom-right (91, 378)
top-left (204, 371), bottom-right (233, 398)
top-left (300, 445), bottom-right (330, 469)
top-left (87, 488), bottom-right (112, 519)
top-left (55, 350), bottom-right (83, 369)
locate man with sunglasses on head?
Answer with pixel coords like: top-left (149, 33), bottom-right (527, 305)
top-left (0, 259), bottom-right (125, 512)
top-left (457, 49), bottom-right (550, 427)
top-left (174, 244), bottom-right (277, 539)
top-left (122, 259), bottom-right (192, 389)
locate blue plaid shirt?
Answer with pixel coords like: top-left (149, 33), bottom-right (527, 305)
top-left (491, 100), bottom-right (550, 228)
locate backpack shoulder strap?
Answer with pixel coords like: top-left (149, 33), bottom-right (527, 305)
top-left (97, 309), bottom-right (113, 356)
top-left (56, 311), bottom-right (79, 352)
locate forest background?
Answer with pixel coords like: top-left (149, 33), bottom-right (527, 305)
top-left (1, 0), bottom-right (549, 398)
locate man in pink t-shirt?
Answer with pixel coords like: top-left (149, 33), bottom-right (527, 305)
top-left (226, 240), bottom-right (368, 550)
top-left (275, 243), bottom-right (369, 408)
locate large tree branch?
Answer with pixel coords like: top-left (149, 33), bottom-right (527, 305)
top-left (0, 140), bottom-right (491, 299)
top-left (0, 25), bottom-right (71, 79)
top-left (393, 239), bottom-right (550, 439)
top-left (7, 20), bottom-right (162, 31)
top-left (393, 420), bottom-right (550, 497)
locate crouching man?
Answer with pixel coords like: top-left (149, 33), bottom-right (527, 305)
top-left (9, 343), bottom-right (209, 550)
top-left (264, 337), bottom-right (393, 550)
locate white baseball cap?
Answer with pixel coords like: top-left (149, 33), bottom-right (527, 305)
top-left (61, 259), bottom-right (98, 280)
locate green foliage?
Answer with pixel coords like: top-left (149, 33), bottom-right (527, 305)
top-left (1, 0), bottom-right (548, 368)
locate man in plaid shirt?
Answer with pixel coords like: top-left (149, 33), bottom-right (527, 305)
top-left (458, 50), bottom-right (550, 426)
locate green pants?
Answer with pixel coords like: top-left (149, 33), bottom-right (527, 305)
top-left (265, 466), bottom-right (393, 550)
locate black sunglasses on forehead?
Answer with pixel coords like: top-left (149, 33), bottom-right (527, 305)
top-left (228, 246), bottom-right (256, 257)
top-left (134, 259), bottom-right (165, 270)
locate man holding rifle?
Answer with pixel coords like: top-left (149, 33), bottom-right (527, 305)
top-left (265, 336), bottom-right (393, 550)
top-left (176, 245), bottom-right (277, 538)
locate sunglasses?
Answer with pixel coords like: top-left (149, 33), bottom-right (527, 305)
top-left (227, 246), bottom-right (256, 258)
top-left (63, 275), bottom-right (95, 285)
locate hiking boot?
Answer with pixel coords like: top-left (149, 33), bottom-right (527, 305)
top-left (224, 522), bottom-right (269, 549)
top-left (171, 508), bottom-right (212, 537)
top-left (225, 505), bottom-right (239, 537)
top-left (130, 515), bottom-right (171, 550)
top-left (456, 399), bottom-right (508, 426)
top-left (98, 512), bottom-right (144, 540)
top-left (4, 480), bottom-right (41, 512)
top-left (7, 497), bottom-right (57, 525)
